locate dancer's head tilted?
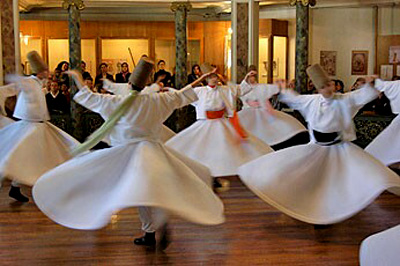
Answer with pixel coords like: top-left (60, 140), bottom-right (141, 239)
top-left (306, 64), bottom-right (335, 98)
top-left (200, 62), bottom-right (218, 86)
top-left (27, 50), bottom-right (49, 80)
top-left (129, 58), bottom-right (155, 92)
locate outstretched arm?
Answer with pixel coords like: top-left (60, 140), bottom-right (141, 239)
top-left (238, 70), bottom-right (258, 96)
top-left (68, 70), bottom-right (122, 115)
top-left (102, 79), bottom-right (132, 96)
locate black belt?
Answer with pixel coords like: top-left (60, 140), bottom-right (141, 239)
top-left (313, 130), bottom-right (342, 146)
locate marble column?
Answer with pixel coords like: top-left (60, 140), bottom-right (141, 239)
top-left (231, 0), bottom-right (249, 83)
top-left (0, 0), bottom-right (16, 79)
top-left (290, 0), bottom-right (316, 94)
top-left (248, 0), bottom-right (259, 68)
top-left (63, 0), bottom-right (85, 141)
top-left (171, 2), bottom-right (191, 132)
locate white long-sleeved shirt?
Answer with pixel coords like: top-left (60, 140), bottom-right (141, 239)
top-left (375, 79), bottom-right (400, 114)
top-left (192, 80), bottom-right (253, 119)
top-left (240, 82), bottom-right (280, 109)
top-left (73, 85), bottom-right (197, 146)
top-left (279, 84), bottom-right (379, 142)
top-left (102, 79), bottom-right (164, 96)
top-left (1, 75), bottom-right (49, 122)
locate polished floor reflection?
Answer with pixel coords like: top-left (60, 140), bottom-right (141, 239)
top-left (0, 177), bottom-right (399, 265)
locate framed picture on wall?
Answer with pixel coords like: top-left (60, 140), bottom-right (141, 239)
top-left (351, 51), bottom-right (369, 75)
top-left (320, 51), bottom-right (337, 76)
top-left (389, 46), bottom-right (400, 64)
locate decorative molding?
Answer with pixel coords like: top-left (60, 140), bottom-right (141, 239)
top-left (62, 0), bottom-right (85, 10)
top-left (171, 2), bottom-right (192, 13)
top-left (289, 0), bottom-right (316, 7)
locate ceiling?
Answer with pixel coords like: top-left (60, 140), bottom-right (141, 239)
top-left (19, 0), bottom-right (400, 21)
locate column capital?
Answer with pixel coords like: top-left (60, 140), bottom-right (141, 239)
top-left (289, 0), bottom-right (316, 7)
top-left (62, 0), bottom-right (85, 10)
top-left (171, 2), bottom-right (192, 13)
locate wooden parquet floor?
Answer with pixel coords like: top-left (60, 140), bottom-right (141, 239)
top-left (0, 177), bottom-right (399, 266)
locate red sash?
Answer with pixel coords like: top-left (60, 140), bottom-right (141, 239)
top-left (206, 109), bottom-right (248, 139)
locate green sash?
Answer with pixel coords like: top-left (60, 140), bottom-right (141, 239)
top-left (71, 90), bottom-right (139, 156)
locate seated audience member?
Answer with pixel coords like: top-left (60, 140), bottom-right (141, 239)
top-left (46, 80), bottom-right (70, 114)
top-left (334, 79), bottom-right (345, 93)
top-left (95, 63), bottom-right (114, 86)
top-left (350, 77), bottom-right (366, 91)
top-left (288, 79), bottom-right (296, 89)
top-left (305, 79), bottom-right (317, 94)
top-left (84, 76), bottom-right (95, 92)
top-left (81, 61), bottom-right (92, 80)
top-left (154, 60), bottom-right (172, 87)
top-left (115, 62), bottom-right (131, 83)
top-left (60, 83), bottom-right (71, 103)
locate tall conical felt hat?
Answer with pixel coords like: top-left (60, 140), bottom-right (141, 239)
top-left (200, 62), bottom-right (215, 74)
top-left (129, 58), bottom-right (154, 89)
top-left (248, 65), bottom-right (257, 72)
top-left (306, 64), bottom-right (331, 90)
top-left (27, 51), bottom-right (48, 74)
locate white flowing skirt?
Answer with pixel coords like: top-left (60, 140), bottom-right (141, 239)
top-left (166, 119), bottom-right (274, 177)
top-left (160, 125), bottom-right (176, 143)
top-left (365, 115), bottom-right (400, 166)
top-left (238, 142), bottom-right (400, 224)
top-left (238, 108), bottom-right (307, 146)
top-left (0, 115), bottom-right (14, 129)
top-left (360, 224), bottom-right (400, 266)
top-left (33, 141), bottom-right (225, 230)
top-left (0, 121), bottom-right (79, 186)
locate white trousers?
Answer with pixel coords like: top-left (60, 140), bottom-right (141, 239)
top-left (0, 180), bottom-right (20, 188)
top-left (138, 207), bottom-right (168, 233)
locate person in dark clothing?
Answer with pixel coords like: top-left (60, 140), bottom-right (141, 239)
top-left (46, 80), bottom-right (70, 114)
top-left (154, 60), bottom-right (172, 87)
top-left (187, 64), bottom-right (206, 87)
top-left (115, 62), bottom-right (131, 83)
top-left (334, 79), bottom-right (345, 93)
top-left (95, 63), bottom-right (114, 86)
top-left (81, 61), bottom-right (92, 81)
top-left (56, 61), bottom-right (70, 87)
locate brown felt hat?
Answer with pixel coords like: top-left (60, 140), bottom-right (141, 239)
top-left (200, 62), bottom-right (216, 74)
top-left (306, 64), bottom-right (331, 90)
top-left (129, 58), bottom-right (154, 89)
top-left (27, 51), bottom-right (48, 74)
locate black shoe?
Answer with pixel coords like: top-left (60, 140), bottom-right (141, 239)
top-left (159, 224), bottom-right (171, 250)
top-left (9, 186), bottom-right (29, 202)
top-left (213, 178), bottom-right (230, 192)
top-left (134, 232), bottom-right (156, 246)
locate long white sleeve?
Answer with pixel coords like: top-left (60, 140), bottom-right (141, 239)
top-left (73, 86), bottom-right (123, 117)
top-left (375, 79), bottom-right (400, 113)
top-left (103, 79), bottom-right (132, 96)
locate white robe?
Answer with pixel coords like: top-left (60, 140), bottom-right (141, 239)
top-left (32, 86), bottom-right (225, 230)
top-left (360, 224), bottom-right (400, 266)
top-left (238, 85), bottom-right (400, 224)
top-left (365, 79), bottom-right (400, 166)
top-left (0, 76), bottom-right (79, 186)
top-left (166, 83), bottom-right (273, 177)
top-left (0, 83), bottom-right (15, 129)
top-left (103, 80), bottom-right (176, 142)
top-left (238, 81), bottom-right (307, 146)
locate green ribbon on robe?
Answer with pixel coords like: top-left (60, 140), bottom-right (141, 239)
top-left (71, 90), bottom-right (139, 156)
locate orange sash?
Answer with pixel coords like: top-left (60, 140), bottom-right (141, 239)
top-left (206, 109), bottom-right (248, 139)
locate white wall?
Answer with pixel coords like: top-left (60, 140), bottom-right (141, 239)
top-left (260, 6), bottom-right (377, 90)
top-left (309, 7), bottom-right (376, 90)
